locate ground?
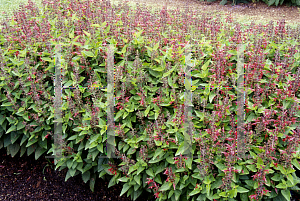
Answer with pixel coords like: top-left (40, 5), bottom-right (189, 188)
top-left (109, 0), bottom-right (300, 27)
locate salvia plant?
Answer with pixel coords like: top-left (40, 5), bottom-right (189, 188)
top-left (0, 0), bottom-right (300, 201)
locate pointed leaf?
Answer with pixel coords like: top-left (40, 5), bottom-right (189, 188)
top-left (6, 125), bottom-right (16, 134)
top-left (83, 30), bottom-right (91, 37)
top-left (82, 50), bottom-right (94, 57)
top-left (201, 59), bottom-right (211, 71)
top-left (292, 159), bottom-right (300, 170)
top-left (8, 143), bottom-right (20, 157)
top-left (82, 171), bottom-right (90, 183)
top-left (236, 186), bottom-right (249, 193)
top-left (175, 141), bottom-right (185, 156)
top-left (153, 148), bottom-right (163, 159)
top-left (281, 189), bottom-right (291, 201)
top-left (159, 182), bottom-right (171, 191)
top-left (120, 183), bottom-right (131, 196)
top-left (144, 105), bottom-right (150, 117)
top-left (189, 187), bottom-right (201, 196)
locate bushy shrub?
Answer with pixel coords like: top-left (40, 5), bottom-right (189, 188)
top-left (0, 0), bottom-right (300, 201)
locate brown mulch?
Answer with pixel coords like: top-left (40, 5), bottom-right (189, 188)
top-left (0, 148), bottom-right (155, 201)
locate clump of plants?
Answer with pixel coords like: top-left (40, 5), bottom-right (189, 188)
top-left (0, 0), bottom-right (300, 201)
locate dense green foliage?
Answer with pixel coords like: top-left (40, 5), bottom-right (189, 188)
top-left (0, 0), bottom-right (300, 200)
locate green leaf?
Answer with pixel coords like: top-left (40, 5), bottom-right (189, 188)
top-left (133, 189), bottom-right (142, 201)
top-left (159, 182), bottom-right (171, 191)
top-left (194, 110), bottom-right (204, 121)
top-left (133, 174), bottom-right (141, 186)
top-left (175, 168), bottom-right (185, 173)
top-left (6, 125), bottom-right (16, 134)
top-left (277, 164), bottom-right (287, 175)
top-left (281, 189), bottom-right (290, 201)
top-left (245, 180), bottom-right (255, 188)
top-left (153, 148), bottom-right (163, 159)
top-left (276, 182), bottom-right (287, 189)
top-left (201, 59), bottom-right (211, 71)
top-left (118, 176), bottom-right (129, 182)
top-left (11, 70), bottom-right (21, 77)
top-left (136, 165), bottom-right (145, 175)
top-left (236, 186), bottom-right (249, 193)
top-left (35, 146), bottom-right (47, 160)
top-left (240, 192), bottom-right (249, 201)
top-left (153, 42), bottom-right (160, 51)
top-left (257, 106), bottom-right (266, 113)
top-left (154, 174), bottom-right (162, 185)
top-left (82, 50), bottom-right (95, 57)
top-left (73, 127), bottom-right (83, 132)
top-left (123, 111), bottom-right (129, 119)
top-left (114, 110), bottom-right (123, 121)
top-left (69, 28), bottom-right (74, 38)
top-left (271, 174), bottom-right (283, 181)
top-left (146, 168), bottom-right (155, 178)
top-left (175, 190), bottom-right (181, 201)
top-left (206, 184), bottom-right (211, 196)
top-left (168, 190), bottom-right (174, 199)
top-left (128, 164), bottom-right (138, 175)
top-left (203, 174), bottom-right (215, 184)
top-left (90, 175), bottom-right (96, 192)
top-left (209, 91), bottom-right (217, 103)
top-left (82, 163), bottom-right (92, 174)
top-left (175, 141), bottom-right (185, 156)
top-left (220, 0), bottom-right (227, 5)
top-left (40, 57), bottom-right (53, 62)
top-left (89, 134), bottom-right (100, 144)
top-left (10, 132), bottom-right (21, 144)
top-left (162, 65), bottom-right (176, 78)
top-left (1, 102), bottom-right (13, 107)
top-left (10, 58), bottom-right (24, 66)
top-left (26, 138), bottom-right (38, 147)
top-left (68, 168), bottom-right (76, 177)
top-left (246, 112), bottom-right (256, 123)
top-left (189, 187), bottom-right (201, 196)
top-left (211, 178), bottom-right (223, 189)
top-left (256, 157), bottom-right (264, 169)
top-left (7, 143), bottom-right (20, 157)
top-left (145, 45), bottom-right (153, 52)
top-left (82, 171), bottom-right (90, 183)
top-left (166, 156), bottom-right (175, 164)
top-left (249, 151), bottom-right (257, 158)
top-left (246, 164), bottom-right (257, 172)
top-left (0, 114), bottom-right (5, 125)
top-left (287, 174), bottom-right (294, 185)
top-left (292, 159), bottom-right (300, 170)
top-left (108, 176), bottom-right (116, 188)
top-left (72, 41), bottom-right (82, 47)
top-left (16, 121), bottom-right (26, 130)
top-left (214, 162), bottom-right (227, 171)
top-left (120, 183), bottom-right (131, 196)
top-left (83, 30), bottom-right (91, 37)
top-left (144, 105), bottom-right (151, 117)
top-left (185, 157), bottom-right (192, 170)
top-left (67, 135), bottom-right (78, 141)
top-left (67, 159), bottom-right (74, 169)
